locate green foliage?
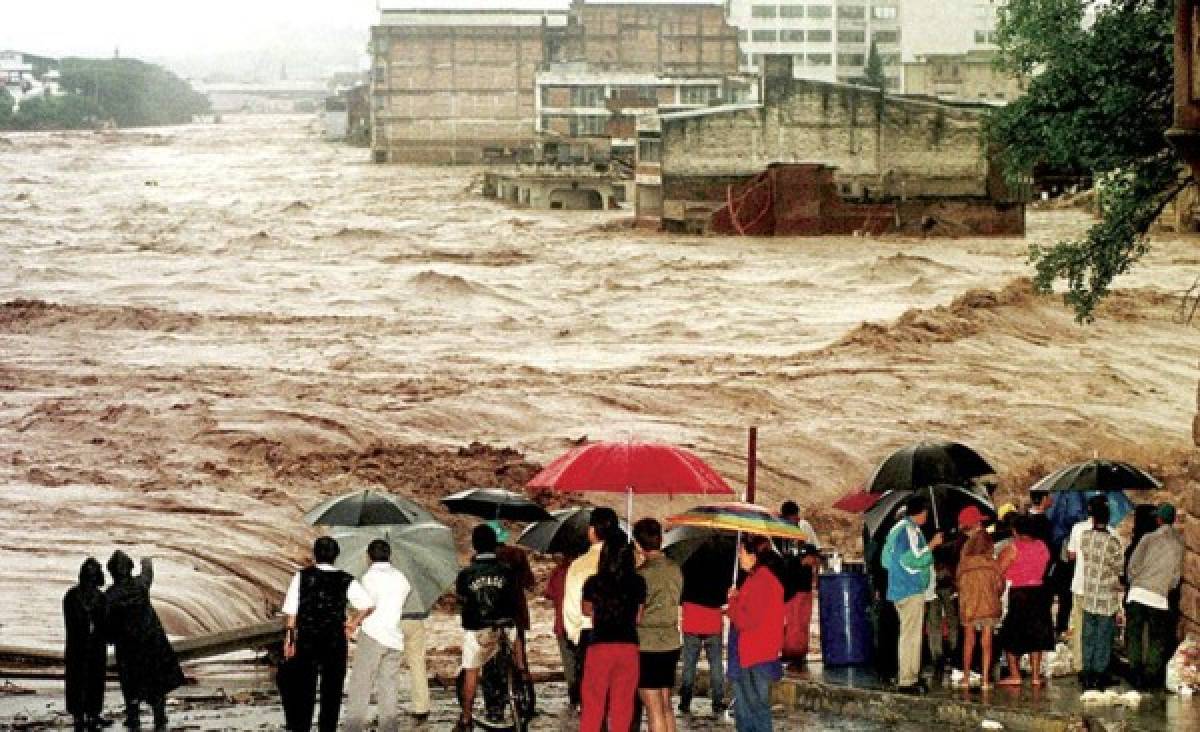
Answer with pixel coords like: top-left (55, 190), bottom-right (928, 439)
top-left (0, 88), bottom-right (12, 122)
top-left (854, 42), bottom-right (887, 90)
top-left (987, 0), bottom-right (1180, 321)
top-left (1, 57), bottom-right (209, 131)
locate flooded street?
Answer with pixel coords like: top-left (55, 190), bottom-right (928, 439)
top-left (2, 114), bottom-right (1199, 654)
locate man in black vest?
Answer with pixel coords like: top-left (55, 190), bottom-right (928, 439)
top-left (281, 537), bottom-right (360, 732)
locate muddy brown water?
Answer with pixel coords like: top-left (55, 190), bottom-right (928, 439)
top-left (1, 115), bottom-right (1198, 652)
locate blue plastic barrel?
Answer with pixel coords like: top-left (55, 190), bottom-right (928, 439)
top-left (818, 571), bottom-right (873, 666)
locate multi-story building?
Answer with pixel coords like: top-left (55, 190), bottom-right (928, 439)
top-left (370, 0), bottom-right (744, 164)
top-left (726, 1), bottom-right (903, 89)
top-left (1, 50), bottom-right (62, 112)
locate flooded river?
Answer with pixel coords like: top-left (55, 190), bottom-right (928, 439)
top-left (1, 115), bottom-right (1198, 651)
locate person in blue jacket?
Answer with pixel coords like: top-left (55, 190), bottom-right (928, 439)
top-left (882, 495), bottom-right (944, 695)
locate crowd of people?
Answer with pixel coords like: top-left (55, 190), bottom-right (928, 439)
top-left (876, 491), bottom-right (1185, 695)
top-left (60, 489), bottom-right (1185, 731)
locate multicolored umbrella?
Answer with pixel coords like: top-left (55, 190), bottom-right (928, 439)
top-left (527, 440), bottom-right (734, 519)
top-left (665, 501), bottom-right (812, 541)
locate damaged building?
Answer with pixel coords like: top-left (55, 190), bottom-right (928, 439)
top-left (636, 55), bottom-right (1026, 236)
top-left (369, 0), bottom-right (747, 165)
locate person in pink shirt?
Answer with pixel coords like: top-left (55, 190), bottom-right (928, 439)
top-left (995, 514), bottom-right (1055, 686)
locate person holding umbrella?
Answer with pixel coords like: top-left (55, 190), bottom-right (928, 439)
top-left (726, 534), bottom-right (787, 731)
top-left (676, 538), bottom-right (730, 717)
top-left (342, 539), bottom-right (411, 732)
top-left (882, 495), bottom-right (943, 695)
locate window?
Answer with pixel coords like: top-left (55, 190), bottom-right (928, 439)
top-left (680, 86), bottom-right (719, 105)
top-left (974, 30), bottom-right (987, 43)
top-left (739, 30), bottom-right (749, 42)
top-left (781, 30), bottom-right (805, 42)
top-left (781, 5), bottom-right (805, 18)
top-left (838, 30), bottom-right (865, 44)
top-left (838, 53), bottom-right (865, 67)
top-left (808, 29), bottom-right (832, 42)
top-left (752, 29), bottom-right (778, 42)
top-left (807, 5), bottom-right (832, 19)
top-left (751, 4), bottom-right (778, 18)
top-left (873, 30), bottom-right (899, 44)
top-left (570, 115), bottom-right (607, 136)
top-left (839, 5), bottom-right (865, 19)
top-left (872, 5), bottom-right (897, 19)
top-left (807, 53), bottom-right (832, 66)
top-left (570, 86), bottom-right (605, 107)
top-left (638, 138), bottom-right (661, 163)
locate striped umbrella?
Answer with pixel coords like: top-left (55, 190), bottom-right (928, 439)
top-left (665, 501), bottom-right (812, 541)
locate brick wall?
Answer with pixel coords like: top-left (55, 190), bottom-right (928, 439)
top-left (1185, 377), bottom-right (1200, 637)
top-left (371, 25), bottom-right (548, 164)
top-left (660, 62), bottom-right (993, 198)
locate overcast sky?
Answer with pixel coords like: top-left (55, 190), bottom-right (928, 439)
top-left (1, 1), bottom-right (382, 58)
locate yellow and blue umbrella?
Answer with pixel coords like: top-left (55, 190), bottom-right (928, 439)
top-left (665, 501), bottom-right (811, 541)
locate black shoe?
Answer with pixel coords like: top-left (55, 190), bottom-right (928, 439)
top-left (88, 717), bottom-right (115, 731)
top-left (915, 679), bottom-right (930, 695)
top-left (897, 684), bottom-right (926, 695)
top-left (123, 703), bottom-right (141, 730)
top-left (411, 711), bottom-right (430, 723)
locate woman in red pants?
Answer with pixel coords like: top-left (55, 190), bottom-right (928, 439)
top-left (580, 536), bottom-right (647, 732)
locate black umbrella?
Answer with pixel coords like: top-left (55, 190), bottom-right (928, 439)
top-left (664, 526), bottom-right (735, 606)
top-left (305, 489), bottom-right (436, 528)
top-left (441, 487), bottom-right (553, 522)
top-left (864, 484), bottom-right (997, 541)
top-left (1029, 459), bottom-right (1160, 493)
top-left (517, 507), bottom-right (628, 556)
top-left (866, 441), bottom-right (995, 494)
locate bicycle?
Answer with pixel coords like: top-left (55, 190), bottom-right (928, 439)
top-left (456, 620), bottom-right (534, 732)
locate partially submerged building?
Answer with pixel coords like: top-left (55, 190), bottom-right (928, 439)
top-left (369, 0), bottom-right (746, 164)
top-left (637, 55), bottom-right (1026, 236)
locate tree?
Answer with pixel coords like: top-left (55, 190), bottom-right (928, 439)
top-left (987, 0), bottom-right (1179, 321)
top-left (856, 42), bottom-right (887, 90)
top-left (0, 88), bottom-right (12, 123)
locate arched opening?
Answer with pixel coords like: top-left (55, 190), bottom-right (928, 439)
top-left (548, 188), bottom-right (604, 210)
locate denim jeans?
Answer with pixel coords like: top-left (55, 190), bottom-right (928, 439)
top-left (1082, 612), bottom-right (1116, 674)
top-left (679, 633), bottom-right (724, 707)
top-left (732, 662), bottom-right (774, 732)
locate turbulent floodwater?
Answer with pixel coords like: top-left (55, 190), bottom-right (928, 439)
top-left (2, 115), bottom-right (1198, 649)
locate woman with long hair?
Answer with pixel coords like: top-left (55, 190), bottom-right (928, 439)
top-left (580, 536), bottom-right (647, 732)
top-left (727, 534), bottom-right (786, 732)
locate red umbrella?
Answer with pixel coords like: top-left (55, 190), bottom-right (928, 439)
top-left (526, 441), bottom-right (734, 520)
top-left (832, 487), bottom-right (883, 514)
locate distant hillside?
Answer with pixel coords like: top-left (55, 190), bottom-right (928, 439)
top-left (0, 57), bottom-right (210, 130)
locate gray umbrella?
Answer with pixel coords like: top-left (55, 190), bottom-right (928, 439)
top-left (304, 489), bottom-right (437, 528)
top-left (517, 507), bottom-right (629, 556)
top-left (327, 522), bottom-right (459, 617)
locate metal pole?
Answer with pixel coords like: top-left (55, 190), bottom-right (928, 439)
top-left (746, 426), bottom-right (758, 504)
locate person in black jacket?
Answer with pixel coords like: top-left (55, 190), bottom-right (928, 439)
top-left (454, 524), bottom-right (520, 732)
top-left (104, 551), bottom-right (185, 731)
top-left (280, 537), bottom-right (359, 732)
top-left (64, 557), bottom-right (111, 732)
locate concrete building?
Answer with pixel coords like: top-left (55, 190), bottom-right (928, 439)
top-left (903, 49), bottom-right (1025, 104)
top-left (370, 1), bottom-right (743, 164)
top-left (637, 54), bottom-right (1024, 234)
top-left (726, 1), bottom-right (903, 89)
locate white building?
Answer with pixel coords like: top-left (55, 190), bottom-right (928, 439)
top-left (726, 1), bottom-right (903, 88)
top-left (899, 0), bottom-right (1001, 63)
top-left (1, 50), bottom-right (62, 112)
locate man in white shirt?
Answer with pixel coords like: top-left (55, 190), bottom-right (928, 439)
top-left (1065, 495), bottom-right (1109, 673)
top-left (342, 540), bottom-right (411, 732)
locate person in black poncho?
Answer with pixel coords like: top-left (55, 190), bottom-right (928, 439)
top-left (105, 550), bottom-right (185, 730)
top-left (64, 557), bottom-right (112, 731)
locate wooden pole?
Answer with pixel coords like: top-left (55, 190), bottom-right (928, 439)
top-left (746, 426), bottom-right (758, 504)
